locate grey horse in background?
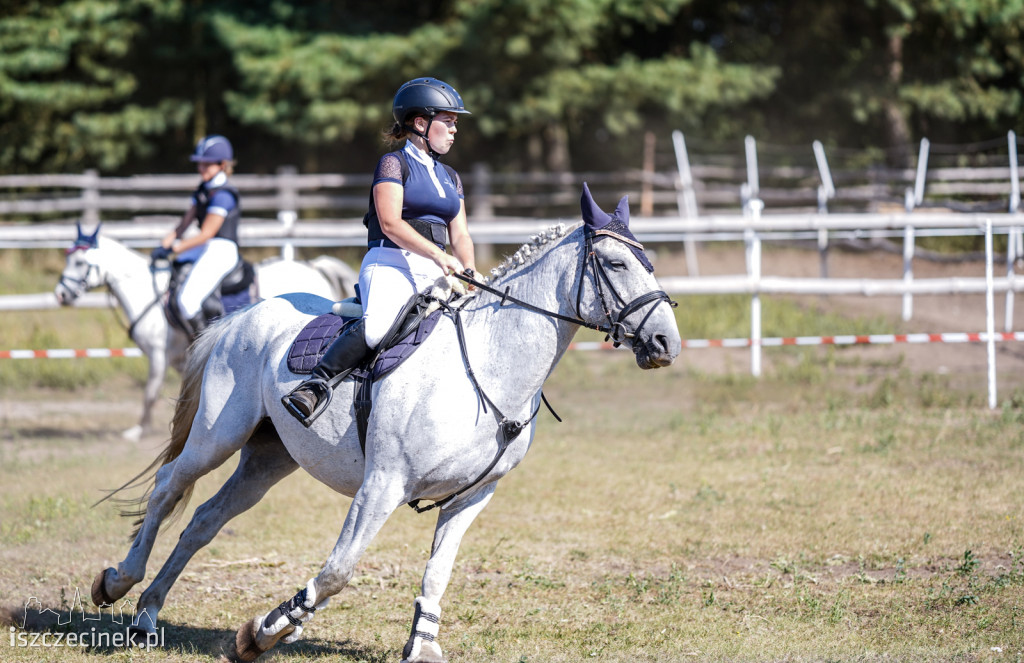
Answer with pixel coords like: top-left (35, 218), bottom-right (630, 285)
top-left (54, 224), bottom-right (358, 441)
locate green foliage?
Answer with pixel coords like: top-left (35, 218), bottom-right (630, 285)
top-left (0, 0), bottom-right (191, 173)
top-left (0, 0), bottom-right (783, 174)
top-left (2, 0), bottom-right (1024, 174)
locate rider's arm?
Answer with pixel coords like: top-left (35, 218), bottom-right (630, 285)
top-left (162, 206), bottom-right (197, 249)
top-left (375, 181), bottom-right (464, 275)
top-left (172, 213), bottom-right (224, 253)
top-left (448, 200), bottom-right (476, 276)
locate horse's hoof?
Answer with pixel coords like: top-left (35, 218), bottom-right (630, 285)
top-left (402, 639), bottom-right (447, 663)
top-left (91, 567), bottom-right (116, 606)
top-left (228, 617), bottom-right (266, 663)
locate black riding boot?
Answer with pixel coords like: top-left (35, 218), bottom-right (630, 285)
top-left (282, 318), bottom-right (370, 427)
top-left (186, 313), bottom-right (208, 340)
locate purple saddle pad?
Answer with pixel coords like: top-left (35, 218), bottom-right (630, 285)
top-left (286, 310), bottom-right (443, 378)
top-left (287, 314), bottom-right (352, 374)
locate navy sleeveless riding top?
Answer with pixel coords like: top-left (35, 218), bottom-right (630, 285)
top-left (365, 142), bottom-right (463, 249)
top-left (192, 172), bottom-right (241, 244)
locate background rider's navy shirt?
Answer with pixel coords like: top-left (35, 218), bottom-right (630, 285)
top-left (191, 171), bottom-right (240, 243)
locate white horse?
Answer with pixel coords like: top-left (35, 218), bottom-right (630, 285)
top-left (88, 186), bottom-right (681, 662)
top-left (54, 224), bottom-right (358, 441)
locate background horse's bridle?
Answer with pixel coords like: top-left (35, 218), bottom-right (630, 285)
top-left (61, 244), bottom-right (169, 341)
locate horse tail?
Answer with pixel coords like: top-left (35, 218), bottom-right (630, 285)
top-left (308, 255), bottom-right (358, 300)
top-left (95, 316), bottom-right (232, 540)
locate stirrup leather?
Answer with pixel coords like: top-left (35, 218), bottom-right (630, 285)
top-left (281, 378), bottom-right (333, 428)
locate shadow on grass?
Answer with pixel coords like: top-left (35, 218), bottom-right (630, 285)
top-left (2, 605), bottom-right (393, 661)
top-left (2, 426), bottom-right (120, 442)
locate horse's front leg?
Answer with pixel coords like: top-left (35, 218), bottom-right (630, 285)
top-left (230, 470), bottom-right (406, 662)
top-left (403, 484), bottom-right (495, 663)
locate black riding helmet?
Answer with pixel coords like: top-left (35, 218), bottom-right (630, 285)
top-left (392, 77), bottom-right (470, 156)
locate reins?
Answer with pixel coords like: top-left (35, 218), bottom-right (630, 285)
top-left (123, 262), bottom-right (171, 341)
top-left (406, 300), bottom-right (560, 514)
top-left (407, 227), bottom-right (675, 514)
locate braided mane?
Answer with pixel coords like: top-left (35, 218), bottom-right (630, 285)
top-left (485, 223), bottom-right (573, 284)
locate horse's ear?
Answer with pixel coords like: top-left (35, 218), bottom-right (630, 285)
top-left (580, 182), bottom-right (611, 231)
top-left (613, 195), bottom-right (630, 227)
top-left (75, 221), bottom-right (84, 242)
top-left (89, 221), bottom-right (102, 243)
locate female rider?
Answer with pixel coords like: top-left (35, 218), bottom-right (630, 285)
top-left (152, 135), bottom-right (241, 337)
top-left (283, 77), bottom-right (476, 426)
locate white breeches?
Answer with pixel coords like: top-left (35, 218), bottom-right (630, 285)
top-left (175, 238), bottom-right (239, 318)
top-left (359, 246), bottom-right (444, 349)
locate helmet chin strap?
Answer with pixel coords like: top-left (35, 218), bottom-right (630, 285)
top-left (405, 114), bottom-right (441, 159)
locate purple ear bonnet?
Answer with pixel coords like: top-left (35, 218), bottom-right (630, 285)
top-left (68, 221), bottom-right (100, 254)
top-left (580, 183), bottom-right (653, 272)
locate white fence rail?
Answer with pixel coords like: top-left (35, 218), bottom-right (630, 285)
top-left (6, 130), bottom-right (1024, 407)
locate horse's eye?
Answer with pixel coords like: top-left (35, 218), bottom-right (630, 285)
top-left (607, 259), bottom-right (628, 270)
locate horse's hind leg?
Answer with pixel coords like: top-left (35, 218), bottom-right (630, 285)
top-left (94, 420), bottom-right (255, 607)
top-left (131, 423), bottom-right (298, 638)
top-left (123, 348), bottom-right (168, 442)
top-left (402, 485), bottom-right (495, 663)
top-left (229, 470), bottom-right (407, 662)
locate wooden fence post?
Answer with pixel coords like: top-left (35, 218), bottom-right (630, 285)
top-left (276, 165), bottom-right (299, 260)
top-left (82, 169), bottom-right (100, 229)
top-left (471, 162), bottom-right (494, 265)
top-left (641, 131), bottom-right (655, 216)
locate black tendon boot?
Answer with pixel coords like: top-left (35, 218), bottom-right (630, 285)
top-left (282, 318), bottom-right (370, 427)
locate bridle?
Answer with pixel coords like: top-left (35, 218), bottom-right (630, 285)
top-left (454, 227), bottom-right (677, 347)
top-left (58, 245), bottom-right (102, 301)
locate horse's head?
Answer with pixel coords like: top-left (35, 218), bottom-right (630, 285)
top-left (54, 222), bottom-right (104, 305)
top-left (577, 183), bottom-right (681, 369)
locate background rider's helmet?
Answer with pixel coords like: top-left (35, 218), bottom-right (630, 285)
top-left (392, 78), bottom-right (471, 128)
top-left (190, 135), bottom-right (234, 163)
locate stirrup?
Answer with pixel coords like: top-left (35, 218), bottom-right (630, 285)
top-left (281, 378), bottom-right (333, 428)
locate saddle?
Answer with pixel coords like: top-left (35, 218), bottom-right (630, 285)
top-left (165, 258), bottom-right (255, 335)
top-left (286, 292), bottom-right (444, 450)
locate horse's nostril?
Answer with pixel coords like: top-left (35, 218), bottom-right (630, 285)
top-left (653, 333), bottom-right (669, 353)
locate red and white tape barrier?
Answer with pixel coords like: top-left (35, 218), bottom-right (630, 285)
top-left (3, 332), bottom-right (1024, 359)
top-left (569, 331), bottom-right (1024, 352)
top-left (0, 348), bottom-right (144, 359)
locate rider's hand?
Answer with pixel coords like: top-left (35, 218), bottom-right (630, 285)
top-left (433, 252), bottom-right (464, 276)
top-left (151, 246), bottom-right (172, 261)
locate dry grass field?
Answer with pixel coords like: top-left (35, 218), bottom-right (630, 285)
top-left (1, 243), bottom-right (1023, 662)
